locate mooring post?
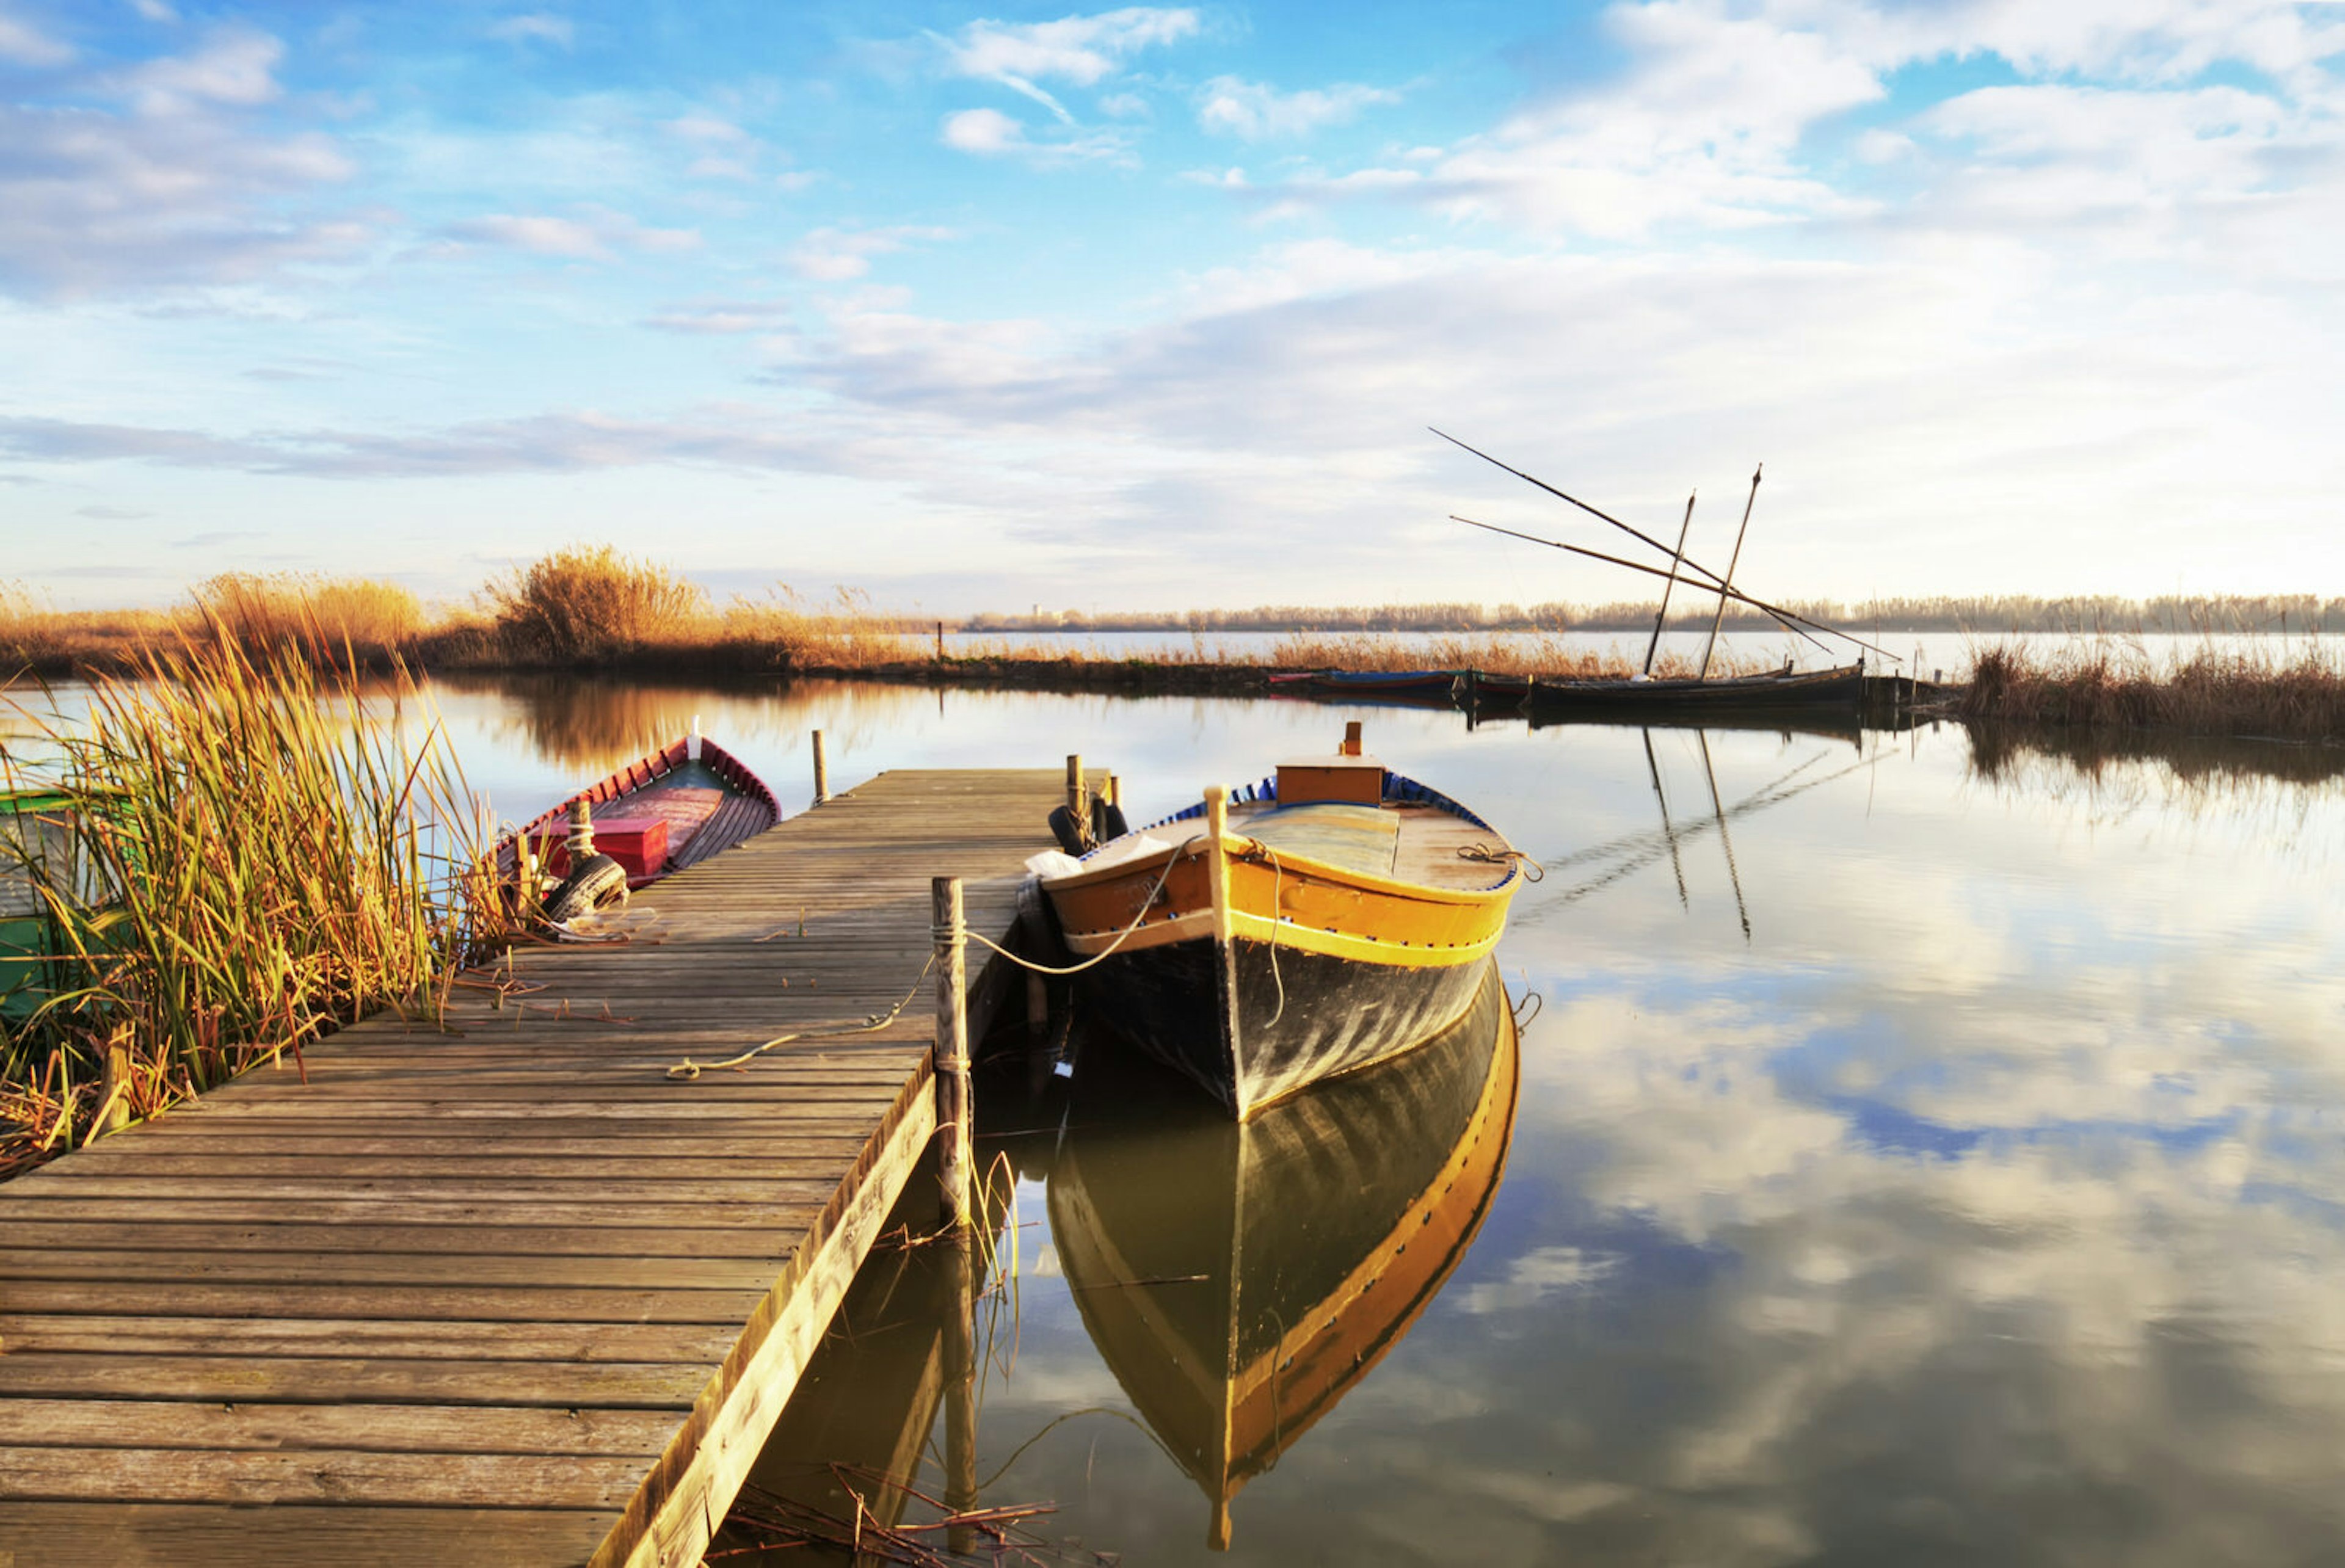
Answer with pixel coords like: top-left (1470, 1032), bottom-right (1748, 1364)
top-left (810, 729), bottom-right (829, 805)
top-left (932, 875), bottom-right (971, 1229)
top-left (1065, 753), bottom-right (1089, 851)
top-left (936, 620), bottom-right (947, 661)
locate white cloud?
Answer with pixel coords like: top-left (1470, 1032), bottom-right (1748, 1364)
top-left (487, 13), bottom-right (573, 49)
top-left (937, 7), bottom-right (1196, 88)
top-left (0, 11), bottom-right (73, 66)
top-left (0, 28), bottom-right (364, 299)
top-left (441, 207), bottom-right (700, 259)
top-left (112, 26), bottom-right (285, 111)
top-left (128, 0), bottom-right (178, 21)
top-left (1195, 76), bottom-right (1399, 140)
top-left (940, 106), bottom-right (1124, 163)
top-left (942, 106), bottom-right (1024, 155)
top-left (788, 225), bottom-right (953, 283)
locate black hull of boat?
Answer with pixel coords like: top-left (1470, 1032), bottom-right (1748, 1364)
top-left (1075, 938), bottom-right (1492, 1119)
top-left (1524, 664), bottom-right (1866, 719)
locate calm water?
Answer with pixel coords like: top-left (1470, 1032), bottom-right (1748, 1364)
top-left (941, 627), bottom-right (2344, 683)
top-left (22, 672), bottom-right (2345, 1563)
top-left (395, 674), bottom-right (2345, 1566)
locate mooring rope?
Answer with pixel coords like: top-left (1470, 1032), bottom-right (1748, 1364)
top-left (961, 834), bottom-right (1203, 977)
top-left (1458, 841), bottom-right (1545, 882)
top-left (664, 953), bottom-right (937, 1081)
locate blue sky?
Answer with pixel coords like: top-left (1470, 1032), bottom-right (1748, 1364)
top-left (5, 1), bottom-right (2343, 612)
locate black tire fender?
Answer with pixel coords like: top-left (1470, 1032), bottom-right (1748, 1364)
top-left (546, 854), bottom-right (630, 922)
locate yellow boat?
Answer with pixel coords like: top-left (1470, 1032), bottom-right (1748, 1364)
top-left (1050, 962), bottom-right (1520, 1548)
top-left (1038, 725), bottom-right (1524, 1119)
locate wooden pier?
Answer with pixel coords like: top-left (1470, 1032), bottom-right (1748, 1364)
top-left (0, 766), bottom-right (1075, 1567)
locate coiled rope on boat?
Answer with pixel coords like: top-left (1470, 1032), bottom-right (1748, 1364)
top-left (1458, 842), bottom-right (1544, 882)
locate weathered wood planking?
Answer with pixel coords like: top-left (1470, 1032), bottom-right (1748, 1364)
top-left (0, 766), bottom-right (1078, 1568)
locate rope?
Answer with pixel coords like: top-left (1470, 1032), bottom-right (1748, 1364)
top-left (962, 835), bottom-right (1203, 976)
top-left (664, 953), bottom-right (936, 1080)
top-left (1459, 842), bottom-right (1544, 882)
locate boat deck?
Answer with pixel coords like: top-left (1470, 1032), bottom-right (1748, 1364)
top-left (0, 765), bottom-right (1075, 1568)
top-left (1226, 800), bottom-right (1511, 891)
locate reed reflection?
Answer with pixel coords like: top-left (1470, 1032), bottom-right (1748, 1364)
top-left (1049, 962), bottom-right (1519, 1550)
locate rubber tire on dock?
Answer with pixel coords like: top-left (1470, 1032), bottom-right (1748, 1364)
top-left (546, 854), bottom-right (630, 922)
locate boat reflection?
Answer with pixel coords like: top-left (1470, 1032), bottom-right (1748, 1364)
top-left (1050, 959), bottom-right (1521, 1549)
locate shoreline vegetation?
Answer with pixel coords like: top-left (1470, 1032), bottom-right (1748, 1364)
top-left (4, 548), bottom-right (2344, 743)
top-left (1, 637), bottom-right (503, 1180)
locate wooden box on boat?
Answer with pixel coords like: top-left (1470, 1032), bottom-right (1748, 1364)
top-left (1038, 731), bottom-right (1524, 1119)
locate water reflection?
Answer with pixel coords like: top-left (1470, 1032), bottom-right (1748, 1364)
top-left (31, 667), bottom-right (2333, 1564)
top-left (1050, 963), bottom-right (1519, 1550)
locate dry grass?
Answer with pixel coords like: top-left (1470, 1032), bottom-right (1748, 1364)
top-left (2, 583), bottom-right (176, 676)
top-left (1259, 630), bottom-right (1774, 678)
top-left (1960, 641), bottom-right (2345, 742)
top-left (1, 637), bottom-right (501, 1179)
top-left (484, 544), bottom-right (710, 661)
top-left (195, 572), bottom-right (426, 658)
top-left (718, 586), bottom-right (925, 669)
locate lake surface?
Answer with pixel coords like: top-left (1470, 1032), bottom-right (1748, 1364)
top-left (18, 670), bottom-right (2345, 1564)
top-left (940, 627), bottom-right (2341, 683)
top-left (395, 673), bottom-right (2345, 1566)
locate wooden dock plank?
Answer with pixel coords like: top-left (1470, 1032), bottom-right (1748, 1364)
top-left (0, 766), bottom-right (1076, 1568)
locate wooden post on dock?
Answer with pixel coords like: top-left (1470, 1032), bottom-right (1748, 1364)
top-left (933, 876), bottom-right (972, 1229)
top-left (1066, 753), bottom-right (1090, 852)
top-left (810, 729), bottom-right (829, 805)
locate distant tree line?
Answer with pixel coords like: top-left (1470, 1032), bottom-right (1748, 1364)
top-left (965, 595), bottom-right (2345, 636)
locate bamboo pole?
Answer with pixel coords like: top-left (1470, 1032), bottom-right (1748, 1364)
top-left (1643, 491), bottom-right (1696, 677)
top-left (932, 876), bottom-right (970, 1229)
top-left (1700, 466), bottom-right (1762, 680)
top-left (1449, 516), bottom-right (1896, 661)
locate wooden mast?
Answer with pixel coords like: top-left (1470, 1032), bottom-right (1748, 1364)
top-left (1698, 464), bottom-right (1762, 680)
top-left (1642, 490), bottom-right (1696, 677)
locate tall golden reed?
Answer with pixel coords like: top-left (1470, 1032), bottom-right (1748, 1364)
top-left (1, 637), bottom-right (499, 1178)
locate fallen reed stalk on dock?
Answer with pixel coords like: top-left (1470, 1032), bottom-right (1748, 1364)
top-left (1, 634), bottom-right (501, 1179)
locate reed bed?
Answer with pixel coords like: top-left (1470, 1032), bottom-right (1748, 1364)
top-left (1959, 641), bottom-right (2345, 742)
top-left (0, 638), bottom-right (500, 1179)
top-left (1259, 630), bottom-right (1773, 678)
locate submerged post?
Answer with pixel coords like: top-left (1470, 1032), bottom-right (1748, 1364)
top-left (933, 876), bottom-right (971, 1229)
top-left (810, 729), bottom-right (829, 805)
top-left (945, 1231), bottom-right (979, 1553)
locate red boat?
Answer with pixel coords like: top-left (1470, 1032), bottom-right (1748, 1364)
top-left (496, 731), bottom-right (780, 915)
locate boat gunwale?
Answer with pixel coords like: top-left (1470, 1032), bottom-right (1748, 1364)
top-left (1041, 819), bottom-right (1520, 909)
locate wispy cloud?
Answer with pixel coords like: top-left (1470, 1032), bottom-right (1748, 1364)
top-left (1195, 76), bottom-right (1398, 140)
top-left (0, 10), bottom-right (73, 67)
top-left (0, 27), bottom-right (363, 299)
top-left (487, 13), bottom-right (573, 49)
top-left (440, 206), bottom-right (699, 259)
top-left (790, 225), bottom-right (954, 283)
top-left (937, 7), bottom-right (1197, 90)
top-left (939, 106), bottom-right (1124, 163)
top-left (642, 299), bottom-right (796, 335)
